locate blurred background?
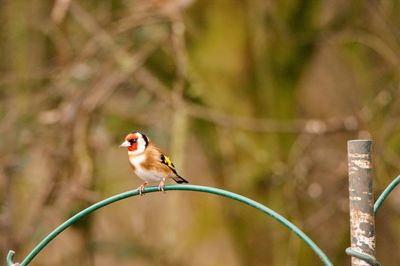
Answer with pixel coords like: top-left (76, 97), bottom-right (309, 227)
top-left (1, 0), bottom-right (400, 265)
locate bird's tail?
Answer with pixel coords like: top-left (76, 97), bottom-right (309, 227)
top-left (172, 174), bottom-right (189, 184)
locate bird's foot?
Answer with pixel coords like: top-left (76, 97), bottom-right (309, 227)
top-left (137, 183), bottom-right (148, 196)
top-left (158, 180), bottom-right (165, 193)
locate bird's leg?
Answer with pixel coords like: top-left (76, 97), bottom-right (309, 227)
top-left (137, 182), bottom-right (148, 196)
top-left (158, 180), bottom-right (165, 193)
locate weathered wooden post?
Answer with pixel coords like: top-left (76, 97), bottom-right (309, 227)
top-left (347, 140), bottom-right (376, 266)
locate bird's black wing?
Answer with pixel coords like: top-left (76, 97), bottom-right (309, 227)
top-left (160, 154), bottom-right (189, 183)
top-left (160, 154), bottom-right (177, 173)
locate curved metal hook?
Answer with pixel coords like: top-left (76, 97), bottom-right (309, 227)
top-left (345, 248), bottom-right (380, 266)
top-left (6, 250), bottom-right (18, 266)
top-left (374, 175), bottom-right (400, 214)
top-left (6, 184), bottom-right (333, 266)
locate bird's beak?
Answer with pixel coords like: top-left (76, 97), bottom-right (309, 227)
top-left (119, 140), bottom-right (130, 148)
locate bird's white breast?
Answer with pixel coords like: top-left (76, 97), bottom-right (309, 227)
top-left (129, 154), bottom-right (164, 183)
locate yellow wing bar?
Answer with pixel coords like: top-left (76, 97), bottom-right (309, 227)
top-left (161, 154), bottom-right (175, 170)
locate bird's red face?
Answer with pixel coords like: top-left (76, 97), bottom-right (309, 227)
top-left (120, 132), bottom-right (149, 153)
top-left (121, 133), bottom-right (139, 151)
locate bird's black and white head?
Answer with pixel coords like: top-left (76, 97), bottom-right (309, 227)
top-left (119, 132), bottom-right (149, 155)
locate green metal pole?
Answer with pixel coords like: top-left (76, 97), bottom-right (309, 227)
top-left (7, 185), bottom-right (333, 266)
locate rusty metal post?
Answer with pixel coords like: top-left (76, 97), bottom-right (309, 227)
top-left (347, 140), bottom-right (376, 266)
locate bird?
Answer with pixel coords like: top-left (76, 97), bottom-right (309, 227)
top-left (120, 131), bottom-right (188, 194)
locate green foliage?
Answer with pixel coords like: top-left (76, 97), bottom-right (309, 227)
top-left (2, 1), bottom-right (400, 265)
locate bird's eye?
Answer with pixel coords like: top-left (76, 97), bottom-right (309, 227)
top-left (129, 139), bottom-right (137, 144)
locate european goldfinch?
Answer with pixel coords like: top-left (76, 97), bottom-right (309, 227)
top-left (120, 132), bottom-right (188, 194)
